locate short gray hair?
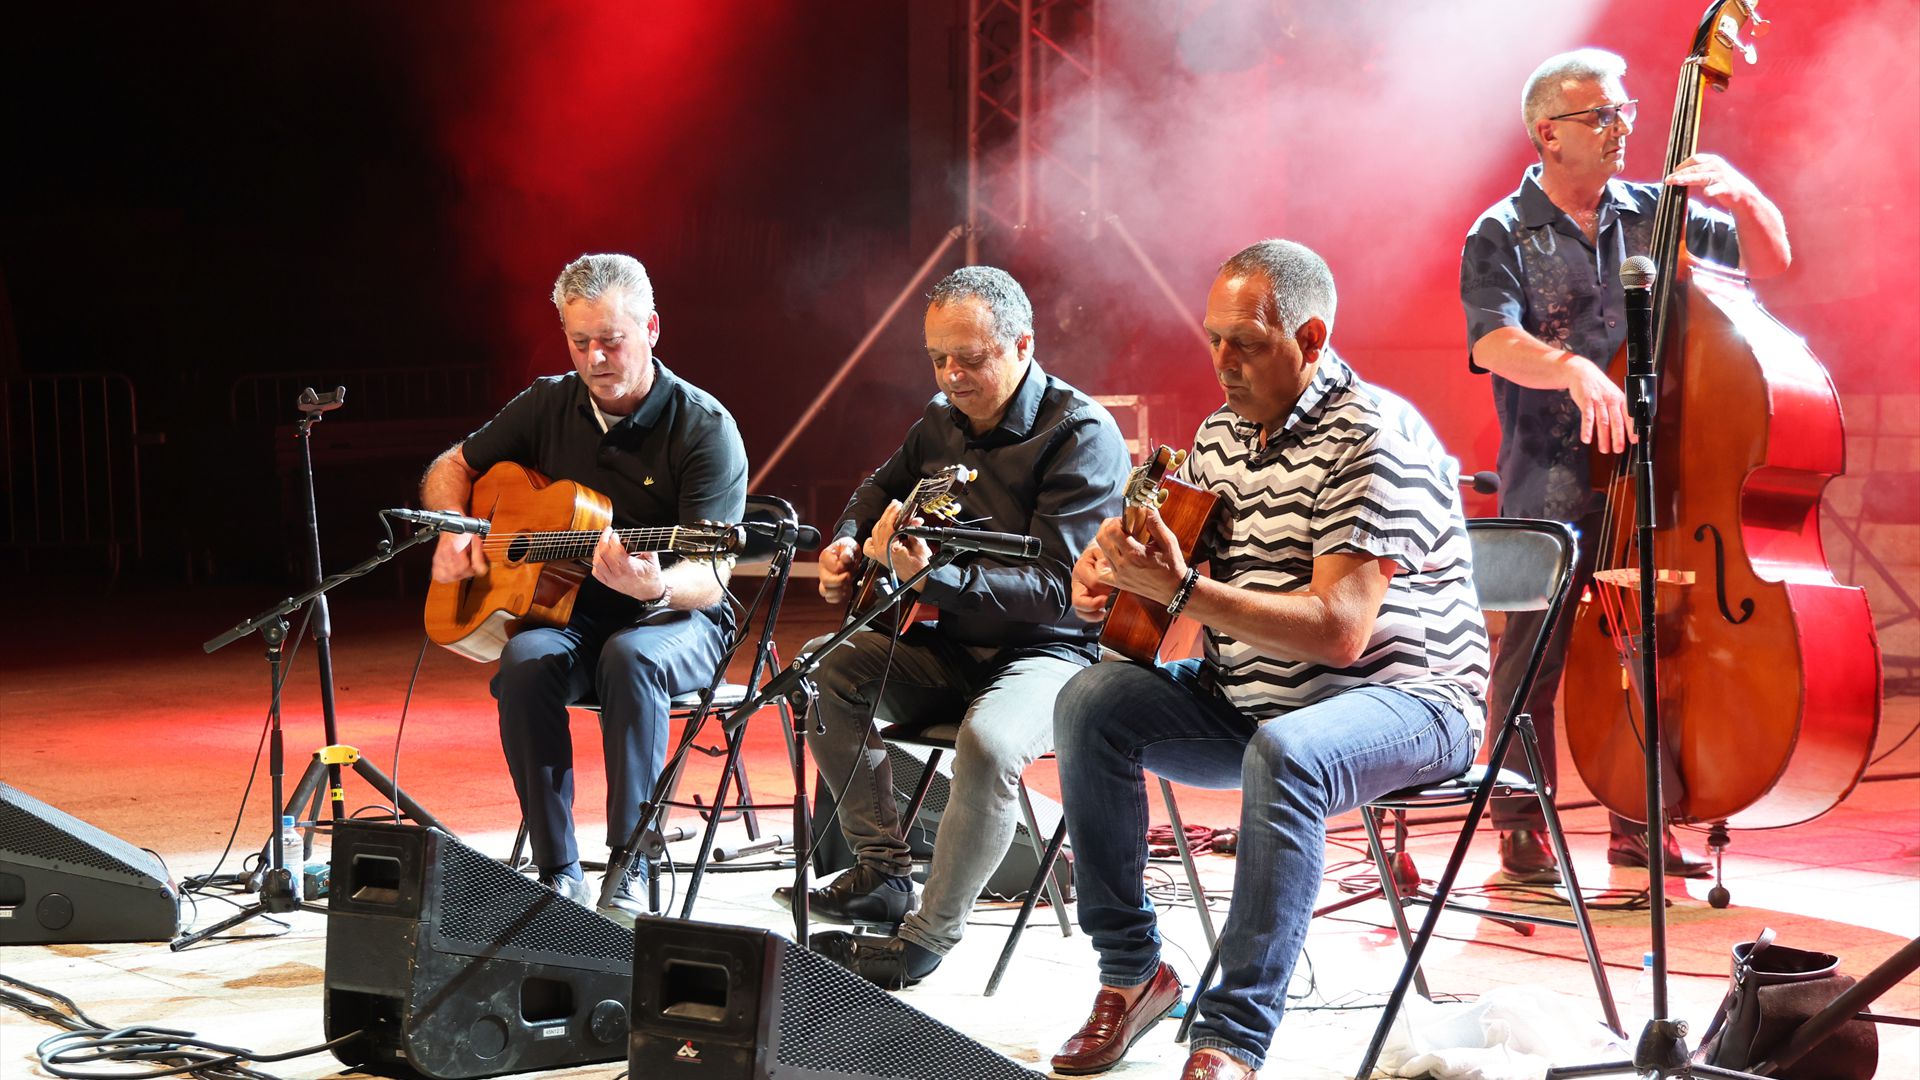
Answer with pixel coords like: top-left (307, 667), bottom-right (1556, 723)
top-left (927, 266), bottom-right (1034, 348)
top-left (1522, 48), bottom-right (1627, 152)
top-left (552, 253), bottom-right (654, 321)
top-left (1218, 239), bottom-right (1337, 338)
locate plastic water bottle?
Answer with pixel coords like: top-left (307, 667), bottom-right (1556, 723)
top-left (279, 814), bottom-right (304, 902)
top-left (1628, 950), bottom-right (1655, 1018)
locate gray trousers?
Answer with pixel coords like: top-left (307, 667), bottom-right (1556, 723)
top-left (804, 628), bottom-right (1083, 956)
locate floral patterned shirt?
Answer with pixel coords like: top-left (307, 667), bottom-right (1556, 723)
top-left (1459, 164), bottom-right (1740, 520)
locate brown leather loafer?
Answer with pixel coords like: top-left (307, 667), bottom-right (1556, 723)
top-left (1050, 961), bottom-right (1182, 1075)
top-left (1498, 829), bottom-right (1561, 884)
top-left (1181, 1049), bottom-right (1258, 1079)
top-left (1608, 829), bottom-right (1712, 878)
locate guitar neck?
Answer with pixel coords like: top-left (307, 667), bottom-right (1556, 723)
top-left (480, 526), bottom-right (704, 563)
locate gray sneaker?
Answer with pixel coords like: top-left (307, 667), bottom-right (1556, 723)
top-left (597, 858), bottom-right (651, 926)
top-left (540, 872), bottom-right (594, 907)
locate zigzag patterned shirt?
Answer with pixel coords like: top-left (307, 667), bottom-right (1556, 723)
top-left (1178, 350), bottom-right (1490, 733)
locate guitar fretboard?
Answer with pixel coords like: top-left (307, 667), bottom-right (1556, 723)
top-left (477, 527), bottom-right (724, 563)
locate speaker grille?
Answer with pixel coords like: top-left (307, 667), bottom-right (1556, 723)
top-left (0, 784), bottom-right (158, 879)
top-left (432, 833), bottom-right (632, 963)
top-left (771, 938), bottom-right (1042, 1079)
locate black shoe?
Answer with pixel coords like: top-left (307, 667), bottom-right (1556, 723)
top-left (773, 865), bottom-right (916, 924)
top-left (1608, 829), bottom-right (1713, 878)
top-left (810, 930), bottom-right (941, 989)
top-left (1498, 829), bottom-right (1561, 884)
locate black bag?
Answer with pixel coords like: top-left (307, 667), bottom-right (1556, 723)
top-left (1695, 929), bottom-right (1877, 1080)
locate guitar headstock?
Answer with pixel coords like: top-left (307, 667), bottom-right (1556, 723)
top-left (1124, 446), bottom-right (1186, 511)
top-left (682, 521), bottom-right (748, 556)
top-left (911, 464), bottom-right (976, 522)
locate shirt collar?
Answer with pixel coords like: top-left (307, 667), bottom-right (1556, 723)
top-left (946, 359), bottom-right (1046, 443)
top-left (580, 358), bottom-right (676, 432)
top-left (1229, 349), bottom-right (1352, 456)
top-left (1515, 163), bottom-right (1636, 231)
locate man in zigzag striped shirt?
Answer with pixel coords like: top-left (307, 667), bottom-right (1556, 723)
top-left (1046, 240), bottom-right (1490, 1080)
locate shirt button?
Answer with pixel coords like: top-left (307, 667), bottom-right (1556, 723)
top-left (1607, 318), bottom-right (1618, 327)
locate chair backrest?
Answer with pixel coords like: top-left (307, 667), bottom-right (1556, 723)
top-left (736, 493), bottom-right (799, 568)
top-left (1467, 518), bottom-right (1579, 728)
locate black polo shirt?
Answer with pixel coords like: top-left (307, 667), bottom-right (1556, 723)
top-left (460, 358), bottom-right (748, 621)
top-left (835, 360), bottom-right (1130, 661)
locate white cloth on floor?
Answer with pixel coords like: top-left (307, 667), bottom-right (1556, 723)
top-left (1376, 985), bottom-right (1629, 1080)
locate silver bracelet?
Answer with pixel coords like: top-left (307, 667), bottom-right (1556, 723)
top-left (1165, 567), bottom-right (1200, 616)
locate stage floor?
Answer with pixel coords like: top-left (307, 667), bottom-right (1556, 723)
top-left (2, 576), bottom-right (1915, 1078)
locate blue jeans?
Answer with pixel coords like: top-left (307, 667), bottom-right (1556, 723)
top-left (1053, 658), bottom-right (1473, 1070)
top-left (493, 587), bottom-right (730, 876)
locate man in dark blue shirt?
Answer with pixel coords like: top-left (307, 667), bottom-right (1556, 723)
top-left (1459, 48), bottom-right (1791, 881)
top-left (422, 253), bottom-right (746, 922)
top-left (791, 266), bottom-right (1130, 988)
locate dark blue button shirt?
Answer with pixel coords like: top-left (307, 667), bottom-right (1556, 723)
top-left (1460, 164), bottom-right (1741, 519)
top-left (834, 360), bottom-right (1130, 661)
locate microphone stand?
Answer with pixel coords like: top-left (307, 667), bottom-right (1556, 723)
top-left (1546, 267), bottom-right (1765, 1080)
top-left (602, 547), bottom-right (961, 945)
top-left (173, 523), bottom-right (447, 950)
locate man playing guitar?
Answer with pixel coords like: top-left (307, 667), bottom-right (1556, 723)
top-left (419, 252), bottom-right (747, 924)
top-left (794, 265), bottom-right (1130, 989)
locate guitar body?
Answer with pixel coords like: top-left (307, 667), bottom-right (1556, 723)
top-left (423, 462), bottom-right (612, 662)
top-left (1101, 474), bottom-right (1217, 664)
top-left (845, 568), bottom-right (934, 636)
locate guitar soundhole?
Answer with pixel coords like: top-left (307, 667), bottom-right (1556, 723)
top-left (506, 536), bottom-right (532, 563)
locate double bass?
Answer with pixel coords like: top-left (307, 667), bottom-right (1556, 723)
top-left (1562, 1), bottom-right (1880, 846)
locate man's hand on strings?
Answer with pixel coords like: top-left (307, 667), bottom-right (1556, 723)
top-left (817, 536), bottom-right (861, 604)
top-left (1071, 537), bottom-right (1117, 622)
top-left (1563, 353), bottom-right (1635, 456)
top-left (1093, 505), bottom-right (1187, 606)
top-left (863, 500), bottom-right (931, 582)
top-left (593, 527), bottom-right (666, 603)
top-left (430, 531), bottom-right (488, 583)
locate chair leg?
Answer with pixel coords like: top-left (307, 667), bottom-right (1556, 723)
top-left (1362, 807), bottom-right (1432, 1002)
top-left (1014, 782), bottom-right (1072, 936)
top-left (1355, 714), bottom-right (1524, 1080)
top-left (985, 817), bottom-right (1069, 997)
top-left (899, 748), bottom-right (945, 843)
top-left (1518, 713), bottom-right (1623, 1038)
top-left (509, 818), bottom-right (530, 871)
top-left (729, 731), bottom-right (762, 841)
top-left (1159, 777), bottom-right (1218, 951)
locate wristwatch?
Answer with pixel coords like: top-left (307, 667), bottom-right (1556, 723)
top-left (640, 581), bottom-right (673, 612)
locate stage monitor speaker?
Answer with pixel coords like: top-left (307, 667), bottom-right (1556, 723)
top-left (323, 820), bottom-right (633, 1079)
top-left (629, 915), bottom-right (1045, 1079)
top-left (0, 780), bottom-right (179, 944)
top-left (810, 742), bottom-right (1071, 899)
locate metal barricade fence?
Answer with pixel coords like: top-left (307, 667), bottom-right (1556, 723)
top-left (1, 373), bottom-right (144, 575)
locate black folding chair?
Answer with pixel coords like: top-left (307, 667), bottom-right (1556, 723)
top-left (509, 494), bottom-right (802, 913)
top-left (1174, 519), bottom-right (1622, 1077)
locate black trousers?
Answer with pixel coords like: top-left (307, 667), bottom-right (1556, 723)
top-left (1487, 508), bottom-right (1636, 838)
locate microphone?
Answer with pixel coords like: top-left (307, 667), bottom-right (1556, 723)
top-left (385, 507), bottom-right (492, 535)
top-left (1621, 255), bottom-right (1657, 378)
top-left (1462, 471), bottom-right (1500, 495)
top-left (896, 524), bottom-right (1043, 561)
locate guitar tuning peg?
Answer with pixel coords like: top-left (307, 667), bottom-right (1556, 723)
top-left (1170, 449), bottom-right (1188, 469)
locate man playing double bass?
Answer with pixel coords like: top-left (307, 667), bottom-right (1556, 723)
top-left (1459, 48), bottom-right (1791, 882)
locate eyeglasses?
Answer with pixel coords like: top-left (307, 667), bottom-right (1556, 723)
top-left (1547, 99), bottom-right (1638, 130)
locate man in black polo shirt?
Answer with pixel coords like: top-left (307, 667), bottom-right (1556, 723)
top-left (791, 266), bottom-right (1130, 989)
top-left (421, 252), bottom-right (746, 923)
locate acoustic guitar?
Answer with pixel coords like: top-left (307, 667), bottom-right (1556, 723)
top-left (842, 464), bottom-right (973, 634)
top-left (423, 461), bottom-right (745, 662)
top-left (1099, 446), bottom-right (1218, 664)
